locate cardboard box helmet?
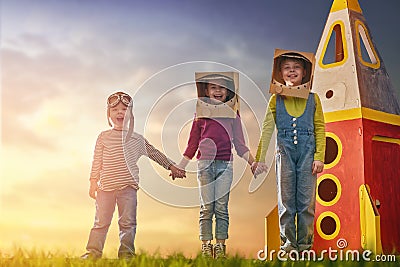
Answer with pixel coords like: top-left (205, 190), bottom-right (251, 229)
top-left (270, 49), bottom-right (315, 99)
top-left (195, 72), bottom-right (239, 118)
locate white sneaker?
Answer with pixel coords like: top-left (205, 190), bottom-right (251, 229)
top-left (201, 243), bottom-right (213, 258)
top-left (213, 243), bottom-right (226, 259)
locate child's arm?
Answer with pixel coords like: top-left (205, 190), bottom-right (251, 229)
top-left (177, 156), bottom-right (191, 169)
top-left (313, 94), bottom-right (326, 174)
top-left (171, 117), bottom-right (201, 180)
top-left (241, 151), bottom-right (254, 166)
top-left (232, 113), bottom-right (268, 175)
top-left (143, 138), bottom-right (186, 178)
top-left (231, 113), bottom-right (251, 159)
top-left (144, 138), bottom-right (177, 170)
top-left (89, 179), bottom-right (98, 199)
top-left (250, 96), bottom-right (276, 177)
top-left (182, 117), bottom-right (201, 160)
top-left (255, 95), bottom-right (276, 163)
top-left (88, 133), bottom-right (103, 199)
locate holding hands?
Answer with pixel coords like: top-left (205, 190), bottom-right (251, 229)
top-left (170, 164), bottom-right (186, 180)
top-left (251, 162), bottom-right (269, 177)
top-left (170, 157), bottom-right (190, 180)
top-left (169, 156), bottom-right (270, 180)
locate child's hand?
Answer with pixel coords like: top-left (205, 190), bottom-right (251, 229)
top-left (312, 160), bottom-right (324, 174)
top-left (251, 162), bottom-right (268, 177)
top-left (89, 180), bottom-right (98, 199)
top-left (169, 164), bottom-right (186, 180)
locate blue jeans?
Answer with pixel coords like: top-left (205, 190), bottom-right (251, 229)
top-left (276, 131), bottom-right (317, 252)
top-left (85, 186), bottom-right (137, 258)
top-left (197, 160), bottom-right (233, 241)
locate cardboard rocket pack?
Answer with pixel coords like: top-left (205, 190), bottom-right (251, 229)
top-left (270, 49), bottom-right (316, 99)
top-left (195, 72), bottom-right (239, 118)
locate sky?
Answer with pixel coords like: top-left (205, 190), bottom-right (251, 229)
top-left (1, 0), bottom-right (399, 259)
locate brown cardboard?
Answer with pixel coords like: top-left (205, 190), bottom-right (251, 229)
top-left (195, 72), bottom-right (239, 118)
top-left (269, 49), bottom-right (316, 99)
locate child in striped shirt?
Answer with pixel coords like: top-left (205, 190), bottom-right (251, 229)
top-left (82, 92), bottom-right (185, 259)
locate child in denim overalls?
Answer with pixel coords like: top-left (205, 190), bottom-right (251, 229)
top-left (254, 50), bottom-right (326, 252)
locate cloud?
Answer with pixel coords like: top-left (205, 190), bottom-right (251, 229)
top-left (2, 0), bottom-right (399, 257)
top-left (1, 162), bottom-right (88, 206)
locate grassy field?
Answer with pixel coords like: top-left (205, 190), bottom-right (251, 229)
top-left (0, 249), bottom-right (398, 267)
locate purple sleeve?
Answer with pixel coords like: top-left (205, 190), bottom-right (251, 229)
top-left (183, 118), bottom-right (201, 159)
top-left (232, 114), bottom-right (250, 157)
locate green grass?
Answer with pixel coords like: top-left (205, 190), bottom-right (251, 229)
top-left (0, 249), bottom-right (398, 267)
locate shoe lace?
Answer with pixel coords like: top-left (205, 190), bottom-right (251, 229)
top-left (202, 243), bottom-right (213, 256)
top-left (214, 243), bottom-right (225, 257)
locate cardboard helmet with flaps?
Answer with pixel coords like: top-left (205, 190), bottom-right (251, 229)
top-left (270, 49), bottom-right (315, 99)
top-left (195, 72), bottom-right (239, 118)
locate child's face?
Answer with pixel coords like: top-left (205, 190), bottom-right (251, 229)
top-left (205, 79), bottom-right (228, 104)
top-left (279, 59), bottom-right (306, 86)
top-left (109, 102), bottom-right (131, 129)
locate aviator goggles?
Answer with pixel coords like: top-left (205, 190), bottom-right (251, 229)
top-left (107, 93), bottom-right (132, 107)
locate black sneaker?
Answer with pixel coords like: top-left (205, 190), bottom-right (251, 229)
top-left (213, 243), bottom-right (226, 259)
top-left (118, 252), bottom-right (136, 260)
top-left (201, 243), bottom-right (213, 258)
top-left (80, 252), bottom-right (101, 260)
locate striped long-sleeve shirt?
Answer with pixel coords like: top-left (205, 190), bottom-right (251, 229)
top-left (90, 129), bottom-right (173, 191)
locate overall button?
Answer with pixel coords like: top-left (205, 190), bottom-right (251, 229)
top-left (292, 123), bottom-right (297, 127)
top-left (294, 140), bottom-right (298, 145)
top-left (293, 130), bottom-right (297, 134)
top-left (292, 118), bottom-right (297, 121)
top-left (294, 136), bottom-right (297, 140)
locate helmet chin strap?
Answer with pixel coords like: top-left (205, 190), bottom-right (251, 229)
top-left (106, 100), bottom-right (135, 142)
top-left (124, 106), bottom-right (134, 143)
top-left (107, 108), bottom-right (112, 127)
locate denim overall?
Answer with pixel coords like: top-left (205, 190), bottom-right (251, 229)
top-left (275, 93), bottom-right (317, 252)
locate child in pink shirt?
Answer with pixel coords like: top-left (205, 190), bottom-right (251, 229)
top-left (176, 73), bottom-right (257, 258)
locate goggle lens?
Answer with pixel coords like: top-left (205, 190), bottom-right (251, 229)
top-left (107, 93), bottom-right (132, 107)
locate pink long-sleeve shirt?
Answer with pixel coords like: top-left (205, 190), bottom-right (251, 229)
top-left (183, 113), bottom-right (250, 161)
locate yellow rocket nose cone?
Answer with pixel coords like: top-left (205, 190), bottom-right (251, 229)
top-left (330, 0), bottom-right (362, 14)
